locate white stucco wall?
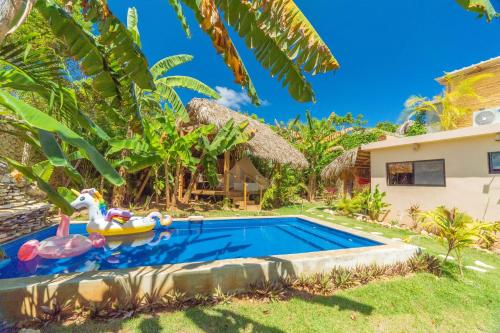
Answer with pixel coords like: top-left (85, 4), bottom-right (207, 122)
top-left (369, 133), bottom-right (500, 222)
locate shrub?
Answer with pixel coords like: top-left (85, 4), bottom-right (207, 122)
top-left (262, 167), bottom-right (302, 209)
top-left (407, 204), bottom-right (421, 229)
top-left (332, 185), bottom-right (389, 221)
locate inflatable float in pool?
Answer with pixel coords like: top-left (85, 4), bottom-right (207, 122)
top-left (70, 188), bottom-right (173, 236)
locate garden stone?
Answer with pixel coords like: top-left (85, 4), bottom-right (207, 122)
top-left (465, 266), bottom-right (487, 273)
top-left (474, 260), bottom-right (495, 269)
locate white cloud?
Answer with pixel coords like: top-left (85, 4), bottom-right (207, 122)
top-left (215, 86), bottom-right (252, 110)
top-left (215, 86), bottom-right (270, 109)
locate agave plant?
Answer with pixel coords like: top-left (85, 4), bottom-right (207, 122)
top-left (420, 206), bottom-right (498, 275)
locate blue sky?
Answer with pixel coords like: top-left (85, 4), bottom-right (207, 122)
top-left (109, 0), bottom-right (500, 126)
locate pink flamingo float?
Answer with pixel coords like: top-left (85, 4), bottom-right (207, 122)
top-left (17, 214), bottom-right (106, 262)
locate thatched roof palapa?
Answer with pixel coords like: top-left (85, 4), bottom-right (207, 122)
top-left (186, 98), bottom-right (309, 169)
top-left (321, 148), bottom-right (370, 181)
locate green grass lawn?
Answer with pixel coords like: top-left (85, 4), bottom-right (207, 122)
top-left (46, 204), bottom-right (500, 333)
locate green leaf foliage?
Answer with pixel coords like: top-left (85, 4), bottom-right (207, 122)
top-left (0, 91), bottom-right (123, 186)
top-left (1, 156), bottom-right (73, 214)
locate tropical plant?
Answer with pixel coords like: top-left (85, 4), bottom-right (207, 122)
top-left (332, 185), bottom-right (389, 221)
top-left (407, 204), bottom-right (421, 229)
top-left (1, 0), bottom-right (339, 104)
top-left (420, 206), bottom-right (498, 275)
top-left (261, 165), bottom-right (303, 209)
top-left (0, 0), bottom-right (163, 211)
top-left (182, 118), bottom-right (250, 203)
top-left (106, 7), bottom-right (221, 207)
top-left (275, 111), bottom-right (365, 201)
top-left (455, 0), bottom-right (498, 21)
top-left (332, 194), bottom-right (361, 217)
top-left (356, 185), bottom-right (390, 221)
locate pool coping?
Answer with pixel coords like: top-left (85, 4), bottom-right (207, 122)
top-left (0, 215), bottom-right (419, 320)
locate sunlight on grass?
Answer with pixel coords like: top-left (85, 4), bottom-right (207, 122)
top-left (43, 203), bottom-right (500, 333)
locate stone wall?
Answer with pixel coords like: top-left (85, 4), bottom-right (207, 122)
top-left (0, 162), bottom-right (52, 243)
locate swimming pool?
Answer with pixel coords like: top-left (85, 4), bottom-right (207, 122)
top-left (0, 217), bottom-right (381, 280)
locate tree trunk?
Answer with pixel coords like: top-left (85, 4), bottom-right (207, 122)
top-left (164, 163), bottom-right (170, 209)
top-left (112, 128), bottom-right (132, 207)
top-left (0, 0), bottom-right (35, 42)
top-left (171, 162), bottom-right (181, 208)
top-left (308, 173), bottom-right (316, 201)
top-left (21, 142), bottom-right (30, 165)
top-left (154, 168), bottom-right (159, 206)
top-left (112, 164), bottom-right (127, 207)
top-left (183, 167), bottom-right (200, 203)
top-left (134, 169), bottom-right (152, 203)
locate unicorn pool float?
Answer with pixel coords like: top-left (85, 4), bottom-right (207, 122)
top-left (70, 188), bottom-right (173, 236)
top-left (18, 214), bottom-right (106, 262)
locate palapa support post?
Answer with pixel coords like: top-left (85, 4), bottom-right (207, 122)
top-left (259, 185), bottom-right (263, 210)
top-left (243, 180), bottom-right (247, 210)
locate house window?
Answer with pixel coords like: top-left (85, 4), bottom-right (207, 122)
top-left (488, 152), bottom-right (500, 174)
top-left (387, 159), bottom-right (445, 186)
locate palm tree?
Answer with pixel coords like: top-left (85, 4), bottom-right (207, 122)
top-left (421, 206), bottom-right (498, 276)
top-left (401, 74), bottom-right (492, 131)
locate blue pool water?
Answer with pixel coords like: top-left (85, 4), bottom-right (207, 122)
top-left (0, 217), bottom-right (381, 279)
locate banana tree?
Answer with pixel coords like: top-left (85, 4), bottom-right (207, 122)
top-left (181, 118), bottom-right (249, 203)
top-left (105, 7), bottom-right (220, 207)
top-left (127, 7), bottom-right (220, 122)
top-left (0, 91), bottom-right (123, 214)
top-left (1, 0), bottom-right (340, 104)
top-left (276, 111), bottom-right (364, 201)
top-left (456, 0), bottom-right (498, 21)
top-left (0, 0), bottom-right (154, 211)
top-left (109, 109), bottom-right (214, 208)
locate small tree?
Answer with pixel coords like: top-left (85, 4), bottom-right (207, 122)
top-left (421, 206), bottom-right (498, 275)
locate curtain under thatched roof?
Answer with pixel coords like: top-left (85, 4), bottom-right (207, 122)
top-left (321, 148), bottom-right (370, 181)
top-left (187, 98), bottom-right (308, 169)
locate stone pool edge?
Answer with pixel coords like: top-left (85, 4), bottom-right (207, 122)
top-left (0, 215), bottom-right (418, 320)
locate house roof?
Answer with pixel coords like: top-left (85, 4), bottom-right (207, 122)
top-left (321, 148), bottom-right (370, 181)
top-left (361, 123), bottom-right (500, 151)
top-left (186, 98), bottom-right (309, 169)
top-left (436, 56), bottom-right (500, 84)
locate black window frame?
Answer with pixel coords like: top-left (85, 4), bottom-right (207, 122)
top-left (488, 151), bottom-right (500, 174)
top-left (386, 159), bottom-right (446, 187)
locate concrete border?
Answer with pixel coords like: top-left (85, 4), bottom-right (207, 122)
top-left (0, 215), bottom-right (418, 320)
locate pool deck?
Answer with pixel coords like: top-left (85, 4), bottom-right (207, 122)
top-left (0, 215), bottom-right (418, 320)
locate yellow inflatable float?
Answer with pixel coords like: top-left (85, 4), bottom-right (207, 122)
top-left (70, 188), bottom-right (172, 236)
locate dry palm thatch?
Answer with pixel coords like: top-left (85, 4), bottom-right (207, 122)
top-left (186, 98), bottom-right (308, 169)
top-left (321, 148), bottom-right (370, 181)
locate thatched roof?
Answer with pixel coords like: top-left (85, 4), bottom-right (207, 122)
top-left (321, 148), bottom-right (370, 181)
top-left (186, 98), bottom-right (308, 169)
